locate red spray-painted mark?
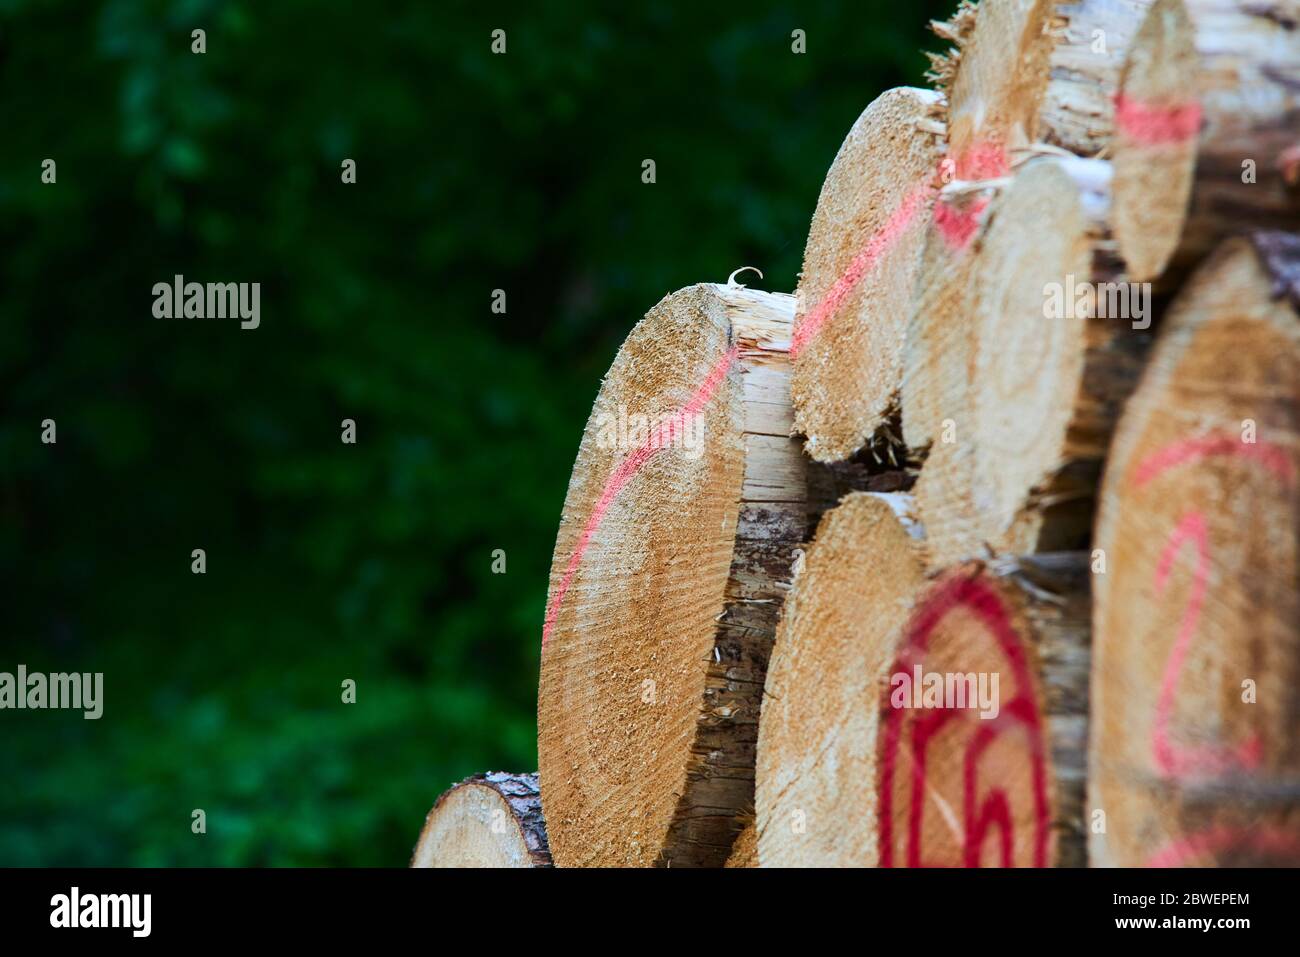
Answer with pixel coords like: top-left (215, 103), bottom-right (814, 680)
top-left (1114, 93), bottom-right (1202, 147)
top-left (1134, 434), bottom-right (1295, 489)
top-left (1148, 825), bottom-right (1300, 867)
top-left (790, 141), bottom-right (1008, 357)
top-left (1129, 433), bottom-right (1295, 779)
top-left (1280, 143), bottom-right (1300, 188)
top-left (933, 195), bottom-right (990, 252)
top-left (933, 141), bottom-right (1007, 254)
top-left (1150, 512), bottom-right (1262, 776)
top-left (790, 181), bottom-right (934, 358)
top-left (541, 345), bottom-right (738, 650)
top-left (878, 573), bottom-right (1050, 868)
top-left (954, 140), bottom-right (1010, 180)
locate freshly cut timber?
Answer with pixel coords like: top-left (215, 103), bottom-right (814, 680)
top-left (932, 0), bottom-right (1198, 281)
top-left (900, 179), bottom-right (996, 455)
top-left (756, 493), bottom-right (927, 867)
top-left (1090, 233), bottom-right (1300, 867)
top-left (906, 0), bottom-right (1073, 456)
top-left (909, 3), bottom-right (1155, 454)
top-left (1038, 0), bottom-right (1160, 157)
top-left (410, 773), bottom-right (551, 868)
top-left (538, 281), bottom-right (812, 867)
top-left (791, 86), bottom-right (945, 463)
top-left (1170, 0), bottom-right (1300, 273)
top-left (928, 0), bottom-right (1058, 178)
top-left (755, 492), bottom-right (1089, 866)
top-left (876, 554), bottom-right (1091, 868)
top-left (1052, 0), bottom-right (1199, 280)
top-left (913, 157), bottom-right (1148, 568)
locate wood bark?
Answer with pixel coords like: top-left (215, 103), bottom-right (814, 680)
top-left (537, 282), bottom-right (815, 867)
top-left (411, 772), bottom-right (552, 868)
top-left (1090, 233), bottom-right (1300, 866)
top-left (755, 492), bottom-right (1088, 866)
top-left (791, 86), bottom-right (945, 463)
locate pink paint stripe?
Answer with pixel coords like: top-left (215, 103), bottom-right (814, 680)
top-left (1281, 144), bottom-right (1300, 187)
top-left (1114, 93), bottom-right (1202, 147)
top-left (1149, 511), bottom-right (1261, 778)
top-left (1148, 825), bottom-right (1300, 867)
top-left (1133, 434), bottom-right (1295, 488)
top-left (541, 345), bottom-right (739, 649)
top-left (934, 194), bottom-right (990, 252)
top-left (1134, 433), bottom-right (1293, 781)
top-left (954, 140), bottom-right (1009, 180)
top-left (790, 140), bottom-right (1008, 358)
top-left (790, 181), bottom-right (933, 358)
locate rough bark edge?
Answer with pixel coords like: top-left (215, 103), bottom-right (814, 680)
top-left (1250, 230), bottom-right (1300, 311)
top-left (412, 772), bottom-right (553, 868)
top-left (927, 0), bottom-right (981, 94)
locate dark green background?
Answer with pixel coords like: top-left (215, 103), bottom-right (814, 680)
top-left (0, 0), bottom-right (949, 865)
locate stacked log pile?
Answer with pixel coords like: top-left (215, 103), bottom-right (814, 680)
top-left (412, 0), bottom-right (1300, 868)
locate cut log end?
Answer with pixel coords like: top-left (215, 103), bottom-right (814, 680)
top-left (757, 493), bottom-right (1088, 867)
top-left (1109, 0), bottom-right (1199, 281)
top-left (920, 160), bottom-right (1123, 572)
top-left (1090, 234), bottom-right (1300, 866)
top-left (877, 557), bottom-right (1090, 868)
top-left (792, 86), bottom-right (944, 463)
top-left (411, 773), bottom-right (552, 868)
top-left (901, 189), bottom-right (992, 456)
top-left (756, 492), bottom-right (927, 867)
top-left (945, 0), bottom-right (1060, 172)
top-left (539, 282), bottom-right (809, 868)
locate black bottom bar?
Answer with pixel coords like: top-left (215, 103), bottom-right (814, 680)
top-left (0, 867), bottom-right (1287, 942)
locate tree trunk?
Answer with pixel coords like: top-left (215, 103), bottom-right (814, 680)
top-left (411, 772), bottom-right (552, 868)
top-left (538, 281), bottom-right (815, 867)
top-left (1090, 233), bottom-right (1300, 866)
top-left (791, 86), bottom-right (945, 463)
top-left (755, 492), bottom-right (1089, 866)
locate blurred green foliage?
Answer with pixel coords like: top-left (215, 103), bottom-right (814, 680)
top-left (0, 0), bottom-right (950, 864)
